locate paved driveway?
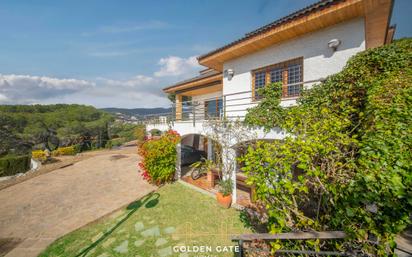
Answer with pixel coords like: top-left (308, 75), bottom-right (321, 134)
top-left (0, 147), bottom-right (156, 257)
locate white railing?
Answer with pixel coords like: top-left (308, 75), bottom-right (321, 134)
top-left (143, 79), bottom-right (324, 127)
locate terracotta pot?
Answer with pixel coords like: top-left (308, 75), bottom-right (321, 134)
top-left (216, 192), bottom-right (232, 208)
top-left (207, 170), bottom-right (213, 183)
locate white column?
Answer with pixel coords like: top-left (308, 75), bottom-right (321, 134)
top-left (175, 143), bottom-right (181, 180)
top-left (207, 138), bottom-right (213, 160)
top-left (230, 147), bottom-right (237, 204)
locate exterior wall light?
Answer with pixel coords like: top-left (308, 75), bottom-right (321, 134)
top-left (225, 69), bottom-right (234, 80)
top-left (328, 39), bottom-right (341, 51)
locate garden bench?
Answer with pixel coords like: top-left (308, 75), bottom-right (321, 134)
top-left (232, 231), bottom-right (348, 256)
top-left (231, 231), bottom-right (412, 256)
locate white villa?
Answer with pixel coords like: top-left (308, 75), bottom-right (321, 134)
top-left (147, 0), bottom-right (395, 205)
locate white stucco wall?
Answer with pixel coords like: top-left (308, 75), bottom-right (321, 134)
top-left (152, 18), bottom-right (366, 141)
top-left (146, 123), bottom-right (170, 132)
top-left (223, 18), bottom-right (366, 118)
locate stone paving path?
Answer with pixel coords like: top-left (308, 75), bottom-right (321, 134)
top-left (0, 147), bottom-right (156, 257)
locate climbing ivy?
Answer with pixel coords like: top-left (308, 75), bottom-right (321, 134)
top-left (241, 38), bottom-right (412, 255)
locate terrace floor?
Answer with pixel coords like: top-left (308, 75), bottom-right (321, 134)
top-left (180, 169), bottom-right (252, 207)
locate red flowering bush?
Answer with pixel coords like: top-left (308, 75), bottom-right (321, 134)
top-left (138, 130), bottom-right (180, 184)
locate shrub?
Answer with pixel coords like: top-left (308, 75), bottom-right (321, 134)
top-left (149, 129), bottom-right (161, 136)
top-left (72, 144), bottom-right (81, 153)
top-left (138, 130), bottom-right (180, 184)
top-left (239, 202), bottom-right (269, 233)
top-left (111, 138), bottom-right (125, 147)
top-left (0, 154), bottom-right (31, 177)
top-left (242, 39), bottom-right (412, 255)
top-left (51, 146), bottom-right (77, 156)
top-left (105, 140), bottom-right (113, 149)
top-left (105, 138), bottom-right (126, 149)
top-left (134, 125), bottom-right (146, 142)
top-left (32, 150), bottom-right (47, 162)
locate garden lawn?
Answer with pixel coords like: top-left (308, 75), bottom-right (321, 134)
top-left (39, 182), bottom-right (250, 257)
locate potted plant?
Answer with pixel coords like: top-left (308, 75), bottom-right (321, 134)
top-left (203, 119), bottom-right (256, 208)
top-left (216, 179), bottom-right (233, 208)
top-left (190, 158), bottom-right (215, 180)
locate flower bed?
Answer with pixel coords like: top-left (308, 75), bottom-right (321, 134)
top-left (52, 146), bottom-right (78, 156)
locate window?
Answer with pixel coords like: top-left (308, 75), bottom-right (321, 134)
top-left (254, 71), bottom-right (266, 99)
top-left (270, 67), bottom-right (283, 83)
top-left (287, 64), bottom-right (302, 97)
top-left (252, 57), bottom-right (303, 100)
top-left (204, 98), bottom-right (223, 119)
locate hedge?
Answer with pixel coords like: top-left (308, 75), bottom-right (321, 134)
top-left (0, 155), bottom-right (31, 177)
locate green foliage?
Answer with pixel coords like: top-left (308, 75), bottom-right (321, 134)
top-left (242, 39), bottom-right (412, 255)
top-left (107, 124), bottom-right (145, 148)
top-left (134, 125), bottom-right (146, 142)
top-left (138, 130), bottom-right (180, 184)
top-left (0, 115), bottom-right (31, 156)
top-left (149, 129), bottom-right (161, 136)
top-left (0, 154), bottom-right (31, 177)
top-left (218, 179), bottom-right (233, 196)
top-left (167, 93), bottom-right (176, 103)
top-left (109, 122), bottom-right (144, 142)
top-left (0, 104), bottom-right (114, 151)
top-left (190, 158), bottom-right (215, 172)
top-left (51, 146), bottom-right (78, 156)
top-left (107, 138), bottom-right (124, 148)
top-left (244, 82), bottom-right (285, 131)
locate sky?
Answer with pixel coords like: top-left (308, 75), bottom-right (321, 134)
top-left (0, 0), bottom-right (410, 109)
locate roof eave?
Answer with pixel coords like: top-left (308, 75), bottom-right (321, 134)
top-left (198, 0), bottom-right (365, 71)
top-left (163, 73), bottom-right (223, 93)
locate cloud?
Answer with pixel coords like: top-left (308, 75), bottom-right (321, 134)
top-left (0, 54), bottom-right (203, 108)
top-left (97, 75), bottom-right (155, 89)
top-left (0, 74), bottom-right (94, 104)
top-left (0, 93), bottom-right (8, 102)
top-left (0, 73), bottom-right (167, 108)
top-left (154, 56), bottom-right (201, 77)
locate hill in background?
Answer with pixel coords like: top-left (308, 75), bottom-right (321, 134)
top-left (101, 107), bottom-right (172, 117)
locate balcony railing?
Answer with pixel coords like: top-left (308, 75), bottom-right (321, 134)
top-left (142, 79), bottom-right (324, 126)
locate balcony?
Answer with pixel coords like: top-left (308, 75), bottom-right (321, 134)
top-left (145, 79), bottom-right (323, 133)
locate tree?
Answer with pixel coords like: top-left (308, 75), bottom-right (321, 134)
top-left (0, 116), bottom-right (31, 156)
top-left (0, 104), bottom-right (114, 151)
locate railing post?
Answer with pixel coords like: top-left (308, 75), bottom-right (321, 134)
top-left (238, 240), bottom-right (244, 257)
top-left (176, 95), bottom-right (182, 121)
top-left (175, 143), bottom-right (181, 180)
top-left (223, 95), bottom-right (227, 120)
top-left (172, 103), bottom-right (175, 124)
top-left (192, 103), bottom-right (196, 127)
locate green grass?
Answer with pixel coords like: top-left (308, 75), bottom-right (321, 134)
top-left (39, 183), bottom-right (250, 257)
